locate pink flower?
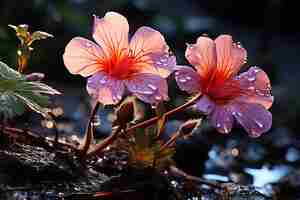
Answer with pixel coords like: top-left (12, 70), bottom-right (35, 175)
top-left (175, 35), bottom-right (274, 137)
top-left (63, 12), bottom-right (176, 105)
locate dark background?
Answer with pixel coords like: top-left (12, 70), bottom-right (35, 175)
top-left (0, 0), bottom-right (297, 137)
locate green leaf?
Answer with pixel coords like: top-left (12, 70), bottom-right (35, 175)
top-left (0, 61), bottom-right (24, 80)
top-left (0, 61), bottom-right (60, 119)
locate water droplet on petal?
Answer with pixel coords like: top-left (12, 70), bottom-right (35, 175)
top-left (179, 78), bottom-right (187, 83)
top-left (237, 112), bottom-right (242, 117)
top-left (255, 120), bottom-right (264, 128)
top-left (248, 76), bottom-right (256, 82)
top-left (232, 111), bottom-right (237, 116)
top-left (216, 123), bottom-right (221, 128)
top-left (224, 126), bottom-right (229, 133)
top-left (175, 71), bottom-right (180, 76)
top-left (86, 42), bottom-right (92, 47)
top-left (116, 94), bottom-right (122, 100)
top-left (248, 86), bottom-right (255, 91)
top-left (156, 61), bottom-right (162, 65)
top-left (160, 58), bottom-right (167, 62)
top-left (148, 84), bottom-right (157, 90)
top-left (186, 76), bottom-right (192, 80)
top-left (142, 90), bottom-right (153, 95)
top-left (100, 79), bottom-right (106, 84)
top-left (155, 95), bottom-right (162, 101)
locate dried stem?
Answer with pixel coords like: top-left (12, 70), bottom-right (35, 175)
top-left (79, 101), bottom-right (100, 157)
top-left (85, 126), bottom-right (122, 159)
top-left (169, 165), bottom-right (223, 189)
top-left (0, 125), bottom-right (80, 152)
top-left (85, 94), bottom-right (202, 159)
top-left (127, 94), bottom-right (202, 134)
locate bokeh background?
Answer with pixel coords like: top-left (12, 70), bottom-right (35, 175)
top-left (1, 0), bottom-right (300, 196)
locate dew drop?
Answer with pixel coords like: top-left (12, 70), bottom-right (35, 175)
top-left (248, 86), bottom-right (255, 91)
top-left (179, 78), bottom-right (187, 83)
top-left (248, 76), bottom-right (256, 82)
top-left (186, 76), bottom-right (192, 80)
top-left (232, 111), bottom-right (237, 116)
top-left (175, 71), bottom-right (180, 76)
top-left (237, 112), bottom-right (242, 117)
top-left (224, 126), bottom-right (229, 133)
top-left (142, 90), bottom-right (153, 95)
top-left (86, 42), bottom-right (92, 47)
top-left (100, 79), bottom-right (106, 84)
top-left (148, 84), bottom-right (157, 90)
top-left (216, 123), bottom-right (221, 128)
top-left (116, 94), bottom-right (122, 100)
top-left (155, 95), bottom-right (162, 100)
top-left (156, 61), bottom-right (162, 65)
top-left (255, 120), bottom-right (264, 128)
top-left (160, 58), bottom-right (167, 62)
top-left (151, 104), bottom-right (157, 109)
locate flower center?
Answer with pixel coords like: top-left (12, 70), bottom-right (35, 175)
top-left (99, 50), bottom-right (137, 79)
top-left (201, 70), bottom-right (242, 105)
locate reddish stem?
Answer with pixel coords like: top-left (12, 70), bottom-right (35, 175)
top-left (85, 126), bottom-right (122, 159)
top-left (85, 94), bottom-right (202, 158)
top-left (127, 94), bottom-right (202, 133)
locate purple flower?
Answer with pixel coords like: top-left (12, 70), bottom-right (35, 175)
top-left (175, 35), bottom-right (274, 137)
top-left (63, 12), bottom-right (176, 105)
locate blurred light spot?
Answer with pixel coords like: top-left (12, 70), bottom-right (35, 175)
top-left (231, 148), bottom-right (239, 157)
top-left (203, 174), bottom-right (229, 182)
top-left (131, 0), bottom-right (149, 10)
top-left (184, 16), bottom-right (215, 33)
top-left (42, 120), bottom-right (54, 129)
top-left (286, 147), bottom-right (300, 162)
top-left (52, 107), bottom-right (64, 116)
top-left (245, 165), bottom-right (292, 187)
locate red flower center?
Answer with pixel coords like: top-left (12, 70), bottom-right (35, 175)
top-left (200, 69), bottom-right (242, 105)
top-left (99, 49), bottom-right (150, 80)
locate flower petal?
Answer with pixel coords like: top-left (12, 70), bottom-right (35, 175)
top-left (230, 102), bottom-right (272, 137)
top-left (63, 37), bottom-right (103, 77)
top-left (130, 26), bottom-right (176, 77)
top-left (208, 105), bottom-right (234, 134)
top-left (185, 36), bottom-right (217, 76)
top-left (87, 71), bottom-right (125, 105)
top-left (215, 35), bottom-right (247, 77)
top-left (174, 65), bottom-right (201, 94)
top-left (142, 52), bottom-right (176, 78)
top-left (196, 95), bottom-right (215, 115)
top-left (236, 66), bottom-right (273, 109)
top-left (93, 12), bottom-right (129, 55)
top-left (125, 73), bottom-right (168, 104)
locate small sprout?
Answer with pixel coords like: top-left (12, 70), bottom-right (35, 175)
top-left (9, 24), bottom-right (53, 73)
top-left (179, 119), bottom-right (202, 138)
top-left (114, 98), bottom-right (135, 127)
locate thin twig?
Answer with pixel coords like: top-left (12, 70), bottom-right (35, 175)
top-left (0, 125), bottom-right (80, 152)
top-left (169, 165), bottom-right (223, 189)
top-left (127, 94), bottom-right (202, 134)
top-left (85, 125), bottom-right (122, 159)
top-left (84, 94), bottom-right (202, 159)
top-left (79, 101), bottom-right (100, 157)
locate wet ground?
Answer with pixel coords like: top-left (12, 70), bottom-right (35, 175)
top-left (0, 85), bottom-right (299, 200)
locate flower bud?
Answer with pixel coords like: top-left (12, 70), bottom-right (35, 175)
top-left (114, 99), bottom-right (135, 127)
